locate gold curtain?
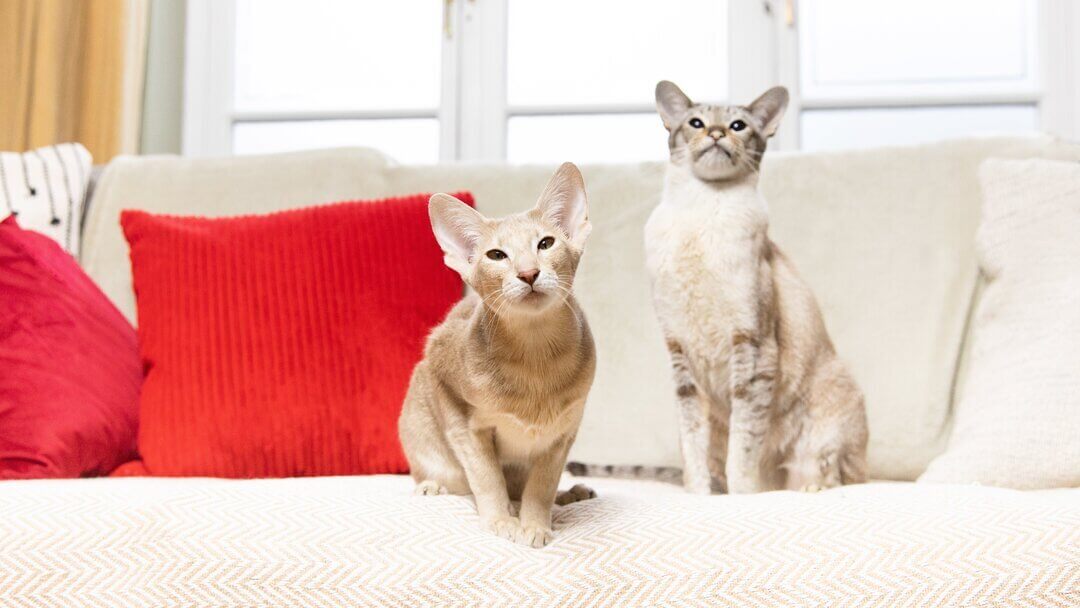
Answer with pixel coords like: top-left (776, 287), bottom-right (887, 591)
top-left (0, 0), bottom-right (149, 161)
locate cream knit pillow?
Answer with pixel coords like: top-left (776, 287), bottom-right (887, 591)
top-left (920, 158), bottom-right (1080, 489)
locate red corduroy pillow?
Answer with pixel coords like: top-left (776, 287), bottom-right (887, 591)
top-left (120, 193), bottom-right (471, 477)
top-left (0, 216), bottom-right (140, 479)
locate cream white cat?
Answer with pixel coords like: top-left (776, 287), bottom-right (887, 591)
top-left (644, 81), bottom-right (868, 494)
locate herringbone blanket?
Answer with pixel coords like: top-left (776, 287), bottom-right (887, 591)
top-left (0, 476), bottom-right (1076, 607)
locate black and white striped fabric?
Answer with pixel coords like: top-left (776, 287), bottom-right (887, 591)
top-left (0, 143), bottom-right (93, 256)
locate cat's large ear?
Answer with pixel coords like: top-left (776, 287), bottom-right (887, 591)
top-left (655, 80), bottom-right (693, 131)
top-left (429, 193), bottom-right (487, 276)
top-left (748, 86), bottom-right (789, 138)
top-left (536, 162), bottom-right (591, 248)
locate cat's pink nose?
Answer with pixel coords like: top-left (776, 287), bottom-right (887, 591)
top-left (517, 269), bottom-right (539, 286)
top-left (709, 129), bottom-right (724, 140)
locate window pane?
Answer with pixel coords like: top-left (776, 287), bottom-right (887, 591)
top-left (800, 0), bottom-right (1035, 98)
top-left (234, 0), bottom-right (442, 112)
top-left (507, 0), bottom-right (728, 107)
top-left (506, 114), bottom-right (667, 164)
top-left (800, 105), bottom-right (1038, 152)
top-left (233, 119), bottom-right (440, 163)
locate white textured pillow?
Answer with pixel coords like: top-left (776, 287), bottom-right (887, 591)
top-left (0, 143), bottom-right (92, 255)
top-left (920, 158), bottom-right (1080, 489)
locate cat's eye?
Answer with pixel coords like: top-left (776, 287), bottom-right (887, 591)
top-left (688, 118), bottom-right (705, 129)
top-left (537, 236), bottom-right (555, 250)
top-left (729, 120), bottom-right (746, 132)
top-left (486, 249), bottom-right (508, 261)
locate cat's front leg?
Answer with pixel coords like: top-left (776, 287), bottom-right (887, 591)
top-left (726, 331), bottom-right (777, 494)
top-left (515, 437), bottom-right (571, 548)
top-left (444, 420), bottom-right (520, 540)
top-left (667, 339), bottom-right (713, 494)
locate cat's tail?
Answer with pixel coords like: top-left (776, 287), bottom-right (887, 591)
top-left (566, 461), bottom-right (683, 485)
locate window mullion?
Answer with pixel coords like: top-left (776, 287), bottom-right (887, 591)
top-left (438, 0), bottom-right (461, 162)
top-left (182, 0), bottom-right (236, 157)
top-left (456, 0), bottom-right (507, 161)
top-left (1039, 0), bottom-right (1080, 141)
top-left (727, 0), bottom-right (794, 150)
top-left (775, 1), bottom-right (802, 151)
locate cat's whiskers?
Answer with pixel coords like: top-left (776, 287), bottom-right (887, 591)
top-left (480, 288), bottom-right (512, 337)
top-left (492, 291), bottom-right (513, 321)
top-left (552, 283), bottom-right (584, 329)
top-left (739, 154), bottom-right (762, 179)
top-left (480, 288), bottom-right (507, 315)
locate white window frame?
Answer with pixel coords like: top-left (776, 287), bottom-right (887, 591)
top-left (182, 0), bottom-right (1080, 160)
top-left (1039, 0), bottom-right (1080, 141)
top-left (182, 0), bottom-right (235, 157)
top-left (777, 0), bottom-right (1080, 149)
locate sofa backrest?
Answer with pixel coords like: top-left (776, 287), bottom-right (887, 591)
top-left (82, 136), bottom-right (1080, 480)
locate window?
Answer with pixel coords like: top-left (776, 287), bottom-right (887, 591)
top-left (792, 0), bottom-right (1040, 151)
top-left (229, 0), bottom-right (443, 163)
top-left (505, 0), bottom-right (727, 163)
top-left (185, 0), bottom-right (1067, 161)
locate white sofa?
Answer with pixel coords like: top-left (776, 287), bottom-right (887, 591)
top-left (2, 137), bottom-right (1078, 606)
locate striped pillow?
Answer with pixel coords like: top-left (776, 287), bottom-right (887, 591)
top-left (0, 143), bottom-right (92, 256)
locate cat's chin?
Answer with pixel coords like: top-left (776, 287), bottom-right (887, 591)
top-left (501, 290), bottom-right (554, 316)
top-left (518, 290), bottom-right (551, 308)
top-left (691, 157), bottom-right (742, 182)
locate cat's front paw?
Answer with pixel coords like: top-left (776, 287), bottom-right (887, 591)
top-left (481, 515), bottom-right (522, 541)
top-left (683, 480), bottom-right (713, 495)
top-left (799, 480), bottom-right (839, 493)
top-left (726, 476), bottom-right (768, 495)
top-left (726, 481), bottom-right (763, 495)
top-left (516, 525), bottom-right (554, 548)
top-left (725, 468), bottom-right (766, 494)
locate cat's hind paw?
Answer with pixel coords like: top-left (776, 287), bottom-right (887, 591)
top-left (414, 480), bottom-right (449, 496)
top-left (556, 483), bottom-right (597, 505)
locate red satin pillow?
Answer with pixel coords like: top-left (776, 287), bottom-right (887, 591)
top-left (120, 193), bottom-right (471, 477)
top-left (0, 216), bottom-right (140, 479)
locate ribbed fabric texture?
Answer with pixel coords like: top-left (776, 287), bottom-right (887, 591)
top-left (120, 193), bottom-right (472, 478)
top-left (0, 216), bottom-right (140, 479)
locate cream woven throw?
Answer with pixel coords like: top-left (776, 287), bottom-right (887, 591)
top-left (1, 475), bottom-right (1077, 607)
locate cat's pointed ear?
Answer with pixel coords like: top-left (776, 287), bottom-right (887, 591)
top-left (656, 80), bottom-right (692, 131)
top-left (536, 162), bottom-right (591, 248)
top-left (428, 193), bottom-right (486, 275)
top-left (748, 86), bottom-right (789, 138)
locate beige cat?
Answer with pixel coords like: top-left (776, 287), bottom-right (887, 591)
top-left (398, 163), bottom-right (597, 548)
top-left (643, 81), bottom-right (868, 495)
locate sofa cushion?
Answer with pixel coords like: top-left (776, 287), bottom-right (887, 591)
top-left (0, 143), bottom-right (93, 255)
top-left (0, 475), bottom-right (1077, 605)
top-left (920, 159), bottom-right (1080, 489)
top-left (82, 138), bottom-right (1080, 480)
top-left (0, 216), bottom-right (139, 479)
top-left (121, 194), bottom-right (470, 477)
